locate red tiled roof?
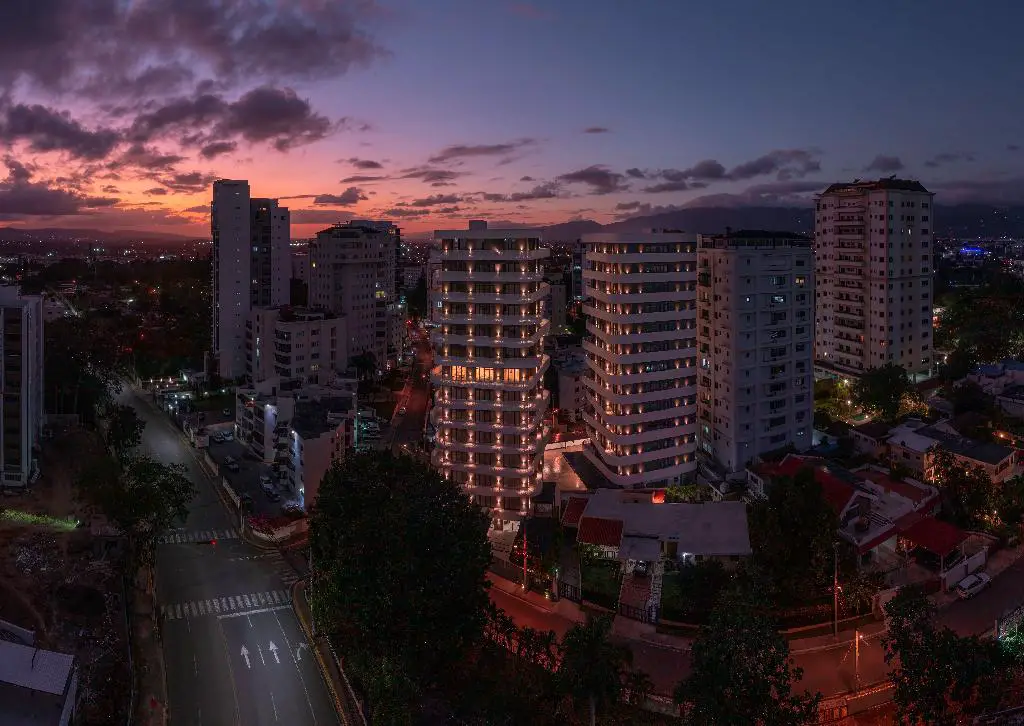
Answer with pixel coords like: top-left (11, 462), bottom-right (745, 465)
top-left (757, 456), bottom-right (856, 515)
top-left (561, 497), bottom-right (589, 527)
top-left (895, 512), bottom-right (968, 558)
top-left (577, 516), bottom-right (624, 548)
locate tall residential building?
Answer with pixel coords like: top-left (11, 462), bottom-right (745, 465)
top-left (211, 180), bottom-right (290, 380)
top-left (308, 221), bottom-right (399, 368)
top-left (696, 231), bottom-right (814, 477)
top-left (581, 231), bottom-right (699, 489)
top-left (814, 179), bottom-right (935, 379)
top-left (0, 287), bottom-right (43, 487)
top-left (430, 221), bottom-right (551, 530)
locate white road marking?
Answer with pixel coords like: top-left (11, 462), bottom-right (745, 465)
top-left (217, 605), bottom-right (292, 620)
top-left (270, 692), bottom-right (279, 721)
top-left (240, 646), bottom-right (251, 669)
top-left (269, 640), bottom-right (280, 664)
top-left (257, 643), bottom-right (265, 666)
top-left (160, 591), bottom-right (292, 620)
top-left (270, 608), bottom-right (318, 725)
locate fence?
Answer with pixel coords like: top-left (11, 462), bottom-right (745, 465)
top-left (558, 581), bottom-right (581, 603)
top-left (617, 601), bottom-right (659, 624)
top-left (941, 547), bottom-right (988, 591)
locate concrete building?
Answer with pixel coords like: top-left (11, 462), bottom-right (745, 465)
top-left (581, 231), bottom-right (699, 489)
top-left (696, 231), bottom-right (814, 479)
top-left (0, 287), bottom-right (43, 488)
top-left (814, 178), bottom-right (935, 380)
top-left (557, 357), bottom-right (587, 423)
top-left (245, 306), bottom-right (347, 386)
top-left (0, 638), bottom-right (78, 725)
top-left (211, 180), bottom-right (290, 380)
top-left (235, 380), bottom-right (357, 507)
top-left (430, 221), bottom-right (551, 529)
top-left (546, 278), bottom-right (568, 329)
top-left (308, 222), bottom-right (399, 369)
top-left (571, 241), bottom-right (585, 301)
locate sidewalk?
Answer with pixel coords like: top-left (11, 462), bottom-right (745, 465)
top-left (292, 580), bottom-right (366, 726)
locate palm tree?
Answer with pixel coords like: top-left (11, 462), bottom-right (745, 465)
top-left (557, 616), bottom-right (633, 726)
top-left (623, 669), bottom-right (654, 707)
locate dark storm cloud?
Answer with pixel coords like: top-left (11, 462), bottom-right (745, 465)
top-left (341, 175), bottom-right (387, 184)
top-left (158, 171), bottom-right (219, 192)
top-left (199, 141), bottom-right (237, 159)
top-left (406, 193), bottom-right (463, 208)
top-left (144, 187), bottom-right (168, 195)
top-left (519, 175), bottom-right (535, 182)
top-left (0, 0), bottom-right (385, 95)
top-left (643, 181), bottom-right (692, 193)
top-left (313, 187), bottom-right (368, 206)
top-left (0, 102), bottom-right (120, 160)
top-left (624, 168), bottom-right (647, 179)
top-left (583, 127), bottom-right (609, 134)
top-left (864, 155), bottom-right (904, 173)
top-left (345, 157), bottom-right (383, 169)
top-left (727, 149), bottom-right (820, 181)
top-left (428, 138), bottom-right (536, 164)
top-left (0, 157), bottom-right (118, 216)
top-left (480, 183), bottom-right (560, 203)
top-left (557, 166), bottom-right (627, 195)
top-left (924, 152), bottom-right (975, 168)
top-left (129, 87), bottom-right (333, 152)
top-left (400, 167), bottom-right (463, 184)
top-left (114, 143), bottom-right (185, 171)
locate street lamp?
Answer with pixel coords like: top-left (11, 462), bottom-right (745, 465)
top-left (833, 541), bottom-right (840, 638)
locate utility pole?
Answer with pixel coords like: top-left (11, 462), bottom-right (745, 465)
top-left (833, 541), bottom-right (840, 637)
top-left (854, 629), bottom-right (861, 689)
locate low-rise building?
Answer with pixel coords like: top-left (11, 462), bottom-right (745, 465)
top-left (286, 392), bottom-right (357, 509)
top-left (0, 639), bottom-right (78, 725)
top-left (887, 419), bottom-right (1017, 483)
top-left (557, 357), bottom-right (587, 423)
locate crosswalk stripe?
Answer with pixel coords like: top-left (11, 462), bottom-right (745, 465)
top-left (221, 597), bottom-right (229, 611)
top-left (243, 595), bottom-right (253, 607)
top-left (174, 604), bottom-right (182, 619)
top-left (160, 591), bottom-right (292, 620)
top-left (198, 601), bottom-right (207, 616)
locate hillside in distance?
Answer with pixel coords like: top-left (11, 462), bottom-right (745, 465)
top-left (542, 204), bottom-right (1024, 241)
top-left (0, 227), bottom-right (200, 244)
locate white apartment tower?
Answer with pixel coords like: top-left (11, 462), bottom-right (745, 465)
top-left (211, 180), bottom-right (290, 380)
top-left (581, 231), bottom-right (699, 488)
top-left (0, 287), bottom-right (44, 487)
top-left (308, 222), bottom-right (399, 368)
top-left (814, 179), bottom-right (935, 380)
top-left (431, 221), bottom-right (551, 529)
top-left (696, 231), bottom-right (814, 475)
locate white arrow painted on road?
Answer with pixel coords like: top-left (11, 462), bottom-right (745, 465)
top-left (295, 642), bottom-right (309, 662)
top-left (268, 641), bottom-right (280, 664)
top-left (240, 646), bottom-right (251, 670)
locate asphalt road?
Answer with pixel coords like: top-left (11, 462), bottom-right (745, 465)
top-left (389, 335), bottom-right (433, 452)
top-left (122, 387), bottom-right (338, 726)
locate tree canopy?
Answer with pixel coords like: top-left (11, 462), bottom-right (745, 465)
top-left (929, 447), bottom-right (994, 529)
top-left (79, 453), bottom-right (195, 564)
top-left (105, 403), bottom-right (145, 458)
top-left (883, 587), bottom-right (1016, 724)
top-left (747, 467), bottom-right (838, 605)
top-left (937, 272), bottom-right (1024, 366)
top-left (308, 452), bottom-right (492, 698)
top-left (557, 617), bottom-right (633, 726)
top-left (851, 363), bottom-right (910, 422)
top-left (676, 593), bottom-right (820, 725)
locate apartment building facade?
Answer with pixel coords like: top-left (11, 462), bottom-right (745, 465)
top-left (430, 221), bottom-right (551, 529)
top-left (245, 306), bottom-right (348, 386)
top-left (581, 231), bottom-right (699, 489)
top-left (308, 222), bottom-right (399, 368)
top-left (814, 179), bottom-right (934, 380)
top-left (0, 287), bottom-right (43, 487)
top-left (696, 231), bottom-right (814, 477)
top-left (211, 180), bottom-right (290, 379)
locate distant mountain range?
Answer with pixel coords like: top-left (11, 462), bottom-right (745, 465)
top-left (541, 204), bottom-right (1024, 241)
top-left (0, 227), bottom-right (199, 244)
top-left (3, 203), bottom-right (1024, 247)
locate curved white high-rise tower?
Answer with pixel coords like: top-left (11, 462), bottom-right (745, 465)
top-left (581, 231), bottom-right (699, 488)
top-left (431, 221), bottom-right (551, 530)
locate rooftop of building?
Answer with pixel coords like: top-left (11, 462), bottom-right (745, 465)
top-left (0, 640), bottom-right (75, 726)
top-left (699, 229), bottom-right (811, 248)
top-left (434, 220), bottom-right (542, 239)
top-left (576, 488), bottom-right (751, 557)
top-left (821, 178), bottom-right (932, 195)
top-left (292, 394), bottom-right (356, 439)
top-left (852, 420), bottom-right (897, 441)
top-left (254, 305), bottom-right (339, 323)
top-left (917, 424), bottom-right (1014, 466)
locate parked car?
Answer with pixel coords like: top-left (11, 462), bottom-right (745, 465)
top-left (211, 432), bottom-right (224, 443)
top-left (634, 560), bottom-right (650, 577)
top-left (223, 456), bottom-right (240, 472)
top-left (955, 572), bottom-right (991, 600)
top-left (262, 483), bottom-right (281, 501)
top-left (398, 406), bottom-right (408, 416)
top-left (222, 431), bottom-right (234, 442)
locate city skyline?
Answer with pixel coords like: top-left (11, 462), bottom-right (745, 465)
top-left (1, 0), bottom-right (1022, 237)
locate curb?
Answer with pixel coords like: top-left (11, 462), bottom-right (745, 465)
top-left (291, 581), bottom-right (351, 726)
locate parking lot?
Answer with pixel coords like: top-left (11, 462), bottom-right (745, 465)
top-left (206, 439), bottom-right (294, 518)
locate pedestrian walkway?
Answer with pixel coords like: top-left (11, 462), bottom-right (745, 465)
top-left (157, 527), bottom-right (240, 544)
top-left (160, 590), bottom-right (291, 621)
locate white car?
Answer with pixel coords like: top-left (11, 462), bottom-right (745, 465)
top-left (955, 572), bottom-right (992, 600)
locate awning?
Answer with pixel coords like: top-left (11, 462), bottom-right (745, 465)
top-left (618, 536), bottom-right (661, 563)
top-left (896, 512), bottom-right (968, 558)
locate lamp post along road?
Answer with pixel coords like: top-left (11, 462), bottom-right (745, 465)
top-left (833, 541), bottom-right (839, 638)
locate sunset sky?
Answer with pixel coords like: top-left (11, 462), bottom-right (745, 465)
top-left (1, 0), bottom-right (1022, 238)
